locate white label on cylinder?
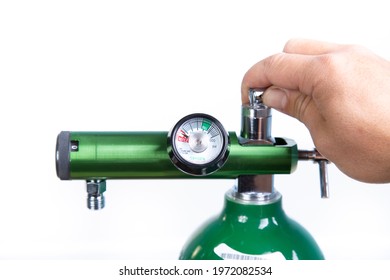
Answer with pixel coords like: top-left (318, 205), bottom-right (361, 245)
top-left (214, 243), bottom-right (286, 260)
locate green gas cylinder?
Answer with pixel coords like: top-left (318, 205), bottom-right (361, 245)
top-left (180, 185), bottom-right (324, 260)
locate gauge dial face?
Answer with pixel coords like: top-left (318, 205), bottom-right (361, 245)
top-left (168, 114), bottom-right (229, 176)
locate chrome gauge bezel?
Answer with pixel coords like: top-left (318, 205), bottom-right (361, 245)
top-left (167, 113), bottom-right (230, 176)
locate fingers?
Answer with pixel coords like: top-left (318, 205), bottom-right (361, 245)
top-left (241, 52), bottom-right (315, 103)
top-left (284, 38), bottom-right (342, 55)
top-left (241, 38), bottom-right (339, 131)
top-left (262, 87), bottom-right (324, 131)
top-left (241, 39), bottom-right (345, 104)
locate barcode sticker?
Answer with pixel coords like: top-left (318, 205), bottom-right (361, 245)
top-left (214, 243), bottom-right (286, 260)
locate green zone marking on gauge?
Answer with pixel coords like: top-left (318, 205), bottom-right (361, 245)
top-left (201, 119), bottom-right (211, 131)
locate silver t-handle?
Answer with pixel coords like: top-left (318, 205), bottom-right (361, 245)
top-left (298, 149), bottom-right (330, 198)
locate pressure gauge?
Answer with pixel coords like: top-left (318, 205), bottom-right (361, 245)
top-left (168, 113), bottom-right (230, 176)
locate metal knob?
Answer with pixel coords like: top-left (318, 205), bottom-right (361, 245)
top-left (240, 88), bottom-right (274, 145)
top-left (298, 149), bottom-right (330, 198)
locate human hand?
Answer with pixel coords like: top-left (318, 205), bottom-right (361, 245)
top-left (241, 39), bottom-right (390, 183)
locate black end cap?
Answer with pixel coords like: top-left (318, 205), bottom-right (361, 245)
top-left (56, 131), bottom-right (71, 180)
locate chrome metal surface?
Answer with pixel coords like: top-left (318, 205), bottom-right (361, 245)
top-left (240, 88), bottom-right (274, 144)
top-left (298, 149), bottom-right (330, 198)
top-left (231, 175), bottom-right (277, 203)
top-left (167, 113), bottom-right (230, 176)
top-left (188, 131), bottom-right (208, 153)
top-left (228, 185), bottom-right (281, 205)
top-left (237, 174), bottom-right (273, 193)
top-left (249, 88), bottom-right (266, 106)
top-left (318, 160), bottom-right (329, 198)
top-left (86, 179), bottom-right (106, 210)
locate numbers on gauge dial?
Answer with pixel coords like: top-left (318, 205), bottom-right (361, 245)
top-left (174, 117), bottom-right (224, 165)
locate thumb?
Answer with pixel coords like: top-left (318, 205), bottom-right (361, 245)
top-left (262, 86), bottom-right (319, 128)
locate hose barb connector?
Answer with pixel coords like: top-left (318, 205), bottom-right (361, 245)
top-left (86, 179), bottom-right (106, 210)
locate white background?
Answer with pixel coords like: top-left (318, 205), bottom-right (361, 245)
top-left (1, 0), bottom-right (390, 260)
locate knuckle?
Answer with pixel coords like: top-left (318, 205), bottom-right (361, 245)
top-left (263, 53), bottom-right (286, 81)
top-left (314, 54), bottom-right (340, 74)
top-left (309, 54), bottom-right (345, 95)
top-left (264, 53), bottom-right (284, 70)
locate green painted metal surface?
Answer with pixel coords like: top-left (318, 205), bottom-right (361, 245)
top-left (58, 130), bottom-right (323, 259)
top-left (180, 192), bottom-right (324, 260)
top-left (67, 131), bottom-right (298, 179)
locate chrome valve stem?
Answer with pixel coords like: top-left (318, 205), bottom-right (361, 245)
top-left (240, 88), bottom-right (274, 145)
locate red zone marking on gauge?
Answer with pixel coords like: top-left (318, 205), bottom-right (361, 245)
top-left (177, 130), bottom-right (189, 143)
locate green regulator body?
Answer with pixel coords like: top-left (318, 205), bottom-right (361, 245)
top-left (56, 89), bottom-right (329, 260)
top-left (56, 131), bottom-right (297, 180)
